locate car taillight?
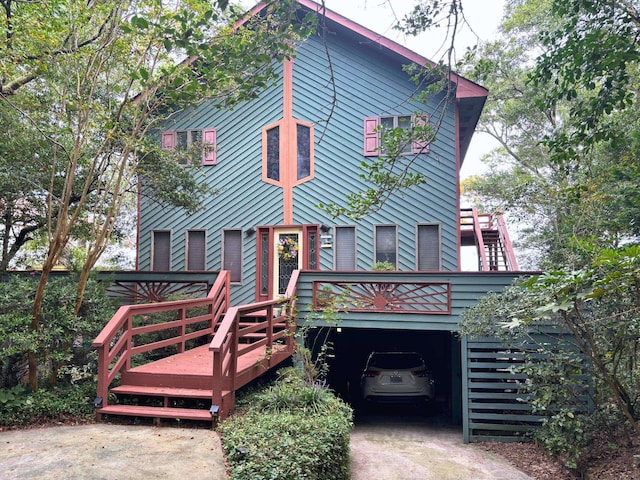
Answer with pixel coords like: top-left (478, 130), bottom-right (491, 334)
top-left (363, 370), bottom-right (381, 377)
top-left (411, 370), bottom-right (428, 377)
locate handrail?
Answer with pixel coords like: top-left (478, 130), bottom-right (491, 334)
top-left (92, 271), bottom-right (230, 410)
top-left (209, 270), bottom-right (300, 418)
top-left (496, 215), bottom-right (519, 271)
top-left (470, 207), bottom-right (490, 271)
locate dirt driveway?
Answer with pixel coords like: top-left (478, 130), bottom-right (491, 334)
top-left (1, 418), bottom-right (530, 480)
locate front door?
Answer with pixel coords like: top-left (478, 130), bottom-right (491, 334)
top-left (273, 228), bottom-right (303, 297)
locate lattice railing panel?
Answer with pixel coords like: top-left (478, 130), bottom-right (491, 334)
top-left (312, 280), bottom-right (450, 314)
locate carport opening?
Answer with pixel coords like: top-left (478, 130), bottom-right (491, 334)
top-left (305, 327), bottom-right (461, 424)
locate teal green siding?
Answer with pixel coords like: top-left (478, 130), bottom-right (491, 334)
top-left (291, 34), bottom-right (458, 272)
top-left (296, 271), bottom-right (521, 331)
top-left (140, 25), bottom-right (462, 304)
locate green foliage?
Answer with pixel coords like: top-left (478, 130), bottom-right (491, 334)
top-left (463, 244), bottom-right (640, 470)
top-left (219, 374), bottom-right (353, 480)
top-left (0, 382), bottom-right (97, 427)
top-left (371, 261), bottom-right (395, 271)
top-left (0, 275), bottom-right (115, 389)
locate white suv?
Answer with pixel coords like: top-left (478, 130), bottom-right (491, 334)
top-left (360, 351), bottom-right (435, 404)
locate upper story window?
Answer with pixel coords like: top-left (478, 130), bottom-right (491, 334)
top-left (223, 229), bottom-right (243, 283)
top-left (262, 120), bottom-right (314, 185)
top-left (186, 230), bottom-right (206, 271)
top-left (152, 230), bottom-right (171, 271)
top-left (162, 128), bottom-right (217, 165)
top-left (364, 114), bottom-right (430, 157)
top-left (335, 226), bottom-right (356, 270)
top-left (417, 224), bottom-right (441, 271)
top-left (374, 225), bottom-right (397, 267)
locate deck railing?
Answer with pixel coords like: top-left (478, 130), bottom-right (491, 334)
top-left (210, 270), bottom-right (299, 419)
top-left (92, 271), bottom-right (231, 410)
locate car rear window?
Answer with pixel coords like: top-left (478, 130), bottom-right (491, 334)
top-left (368, 353), bottom-right (424, 370)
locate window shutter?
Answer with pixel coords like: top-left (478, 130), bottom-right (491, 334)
top-left (161, 131), bottom-right (176, 150)
top-left (417, 224), bottom-right (440, 270)
top-left (412, 114), bottom-right (430, 154)
top-left (363, 117), bottom-right (380, 156)
top-left (202, 128), bottom-right (217, 165)
top-left (335, 227), bottom-right (356, 270)
top-left (187, 231), bottom-right (206, 270)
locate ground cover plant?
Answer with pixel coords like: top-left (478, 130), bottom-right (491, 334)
top-left (219, 368), bottom-right (353, 480)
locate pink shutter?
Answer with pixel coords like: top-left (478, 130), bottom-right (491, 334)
top-left (202, 128), bottom-right (217, 165)
top-left (363, 117), bottom-right (380, 156)
top-left (161, 131), bottom-right (175, 150)
top-left (413, 114), bottom-right (430, 154)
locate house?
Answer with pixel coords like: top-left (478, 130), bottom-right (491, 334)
top-left (97, 0), bottom-right (538, 442)
top-left (137, 0), bottom-right (515, 301)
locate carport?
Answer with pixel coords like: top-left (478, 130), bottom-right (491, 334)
top-left (308, 327), bottom-right (463, 424)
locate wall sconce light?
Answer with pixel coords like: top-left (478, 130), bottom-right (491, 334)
top-left (245, 227), bottom-right (256, 236)
top-left (320, 224), bottom-right (331, 232)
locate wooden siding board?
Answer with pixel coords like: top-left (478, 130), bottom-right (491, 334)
top-left (291, 34), bottom-right (460, 271)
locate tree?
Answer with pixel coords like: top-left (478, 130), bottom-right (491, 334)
top-left (459, 0), bottom-right (640, 269)
top-left (0, 0), bottom-right (313, 390)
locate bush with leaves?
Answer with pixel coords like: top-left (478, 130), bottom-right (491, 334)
top-left (0, 274), bottom-right (115, 426)
top-left (219, 369), bottom-right (353, 480)
top-left (462, 245), bottom-right (640, 472)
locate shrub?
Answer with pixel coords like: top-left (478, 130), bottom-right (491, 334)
top-left (219, 375), bottom-right (353, 480)
top-left (0, 381), bottom-right (97, 426)
top-left (0, 274), bottom-right (114, 426)
top-left (0, 275), bottom-right (115, 389)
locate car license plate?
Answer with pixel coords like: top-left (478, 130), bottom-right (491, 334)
top-left (390, 375), bottom-right (402, 383)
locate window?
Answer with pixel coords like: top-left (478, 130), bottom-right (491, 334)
top-left (266, 126), bottom-right (280, 181)
top-left (262, 120), bottom-right (314, 185)
top-left (417, 224), bottom-right (440, 270)
top-left (223, 229), bottom-right (242, 283)
top-left (152, 231), bottom-right (171, 271)
top-left (186, 230), bottom-right (206, 271)
top-left (297, 124), bottom-right (311, 180)
top-left (363, 114), bottom-right (429, 156)
top-left (375, 225), bottom-right (397, 267)
top-left (335, 226), bottom-right (356, 270)
top-left (161, 128), bottom-right (216, 165)
top-left (381, 115), bottom-right (412, 154)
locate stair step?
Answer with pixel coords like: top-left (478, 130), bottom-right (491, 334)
top-left (98, 404), bottom-right (214, 421)
top-left (111, 385), bottom-right (213, 398)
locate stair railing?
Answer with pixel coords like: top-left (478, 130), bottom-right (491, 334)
top-left (470, 207), bottom-right (490, 271)
top-left (92, 271), bottom-right (230, 411)
top-left (209, 270), bottom-right (299, 420)
top-left (495, 215), bottom-right (519, 271)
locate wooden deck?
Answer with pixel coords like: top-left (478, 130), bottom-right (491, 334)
top-left (93, 271), bottom-right (298, 424)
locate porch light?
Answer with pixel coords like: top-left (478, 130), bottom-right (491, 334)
top-left (245, 227), bottom-right (256, 236)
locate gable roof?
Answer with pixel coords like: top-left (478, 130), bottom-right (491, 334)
top-left (244, 0), bottom-right (488, 164)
